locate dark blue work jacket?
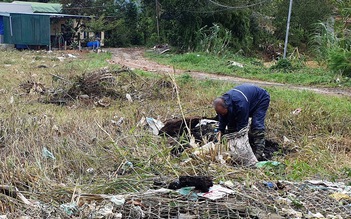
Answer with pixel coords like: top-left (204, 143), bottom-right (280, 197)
top-left (218, 84), bottom-right (270, 133)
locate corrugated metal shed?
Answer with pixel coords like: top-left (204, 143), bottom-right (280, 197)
top-left (0, 2), bottom-right (89, 47)
top-left (3, 13), bottom-right (50, 45)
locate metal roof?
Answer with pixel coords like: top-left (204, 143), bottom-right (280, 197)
top-left (12, 1), bottom-right (62, 13)
top-left (0, 13), bottom-right (10, 17)
top-left (0, 2), bottom-right (90, 19)
top-left (0, 3), bottom-right (33, 13)
top-left (6, 12), bottom-right (90, 19)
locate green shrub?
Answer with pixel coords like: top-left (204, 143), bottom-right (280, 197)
top-left (328, 48), bottom-right (351, 77)
top-left (178, 73), bottom-right (193, 84)
top-left (270, 59), bottom-right (294, 72)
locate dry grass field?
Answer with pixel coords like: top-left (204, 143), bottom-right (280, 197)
top-left (1, 49), bottom-right (351, 218)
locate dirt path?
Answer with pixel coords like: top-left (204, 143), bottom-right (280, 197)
top-left (109, 48), bottom-right (351, 97)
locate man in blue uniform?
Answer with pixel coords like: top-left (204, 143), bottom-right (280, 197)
top-left (213, 84), bottom-right (270, 160)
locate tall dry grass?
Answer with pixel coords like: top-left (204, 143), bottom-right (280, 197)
top-left (0, 49), bottom-right (350, 215)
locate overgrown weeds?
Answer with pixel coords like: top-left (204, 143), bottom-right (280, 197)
top-left (0, 50), bottom-right (351, 216)
top-left (310, 20), bottom-right (351, 77)
top-left (195, 24), bottom-right (232, 55)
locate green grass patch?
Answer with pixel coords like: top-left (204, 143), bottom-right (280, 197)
top-left (146, 51), bottom-right (348, 87)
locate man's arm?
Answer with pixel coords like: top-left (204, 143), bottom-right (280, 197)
top-left (218, 115), bottom-right (228, 134)
top-left (234, 106), bottom-right (250, 131)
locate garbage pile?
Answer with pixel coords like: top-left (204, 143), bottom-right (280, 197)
top-left (152, 44), bottom-right (170, 54)
top-left (141, 116), bottom-right (283, 165)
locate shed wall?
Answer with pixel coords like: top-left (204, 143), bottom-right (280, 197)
top-left (4, 13), bottom-right (50, 45)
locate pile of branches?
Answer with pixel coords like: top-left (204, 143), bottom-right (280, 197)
top-left (19, 67), bottom-right (175, 107)
top-left (67, 68), bottom-right (132, 99)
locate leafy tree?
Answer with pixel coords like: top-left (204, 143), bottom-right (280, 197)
top-left (140, 0), bottom-right (265, 52)
top-left (85, 15), bottom-right (117, 33)
top-left (60, 0), bottom-right (94, 15)
top-left (273, 0), bottom-right (333, 48)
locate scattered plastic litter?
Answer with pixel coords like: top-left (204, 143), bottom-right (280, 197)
top-left (177, 187), bottom-right (198, 201)
top-left (60, 203), bottom-right (78, 216)
top-left (67, 54), bottom-right (77, 58)
top-left (198, 185), bottom-right (235, 200)
top-left (42, 147), bottom-right (56, 160)
top-left (195, 119), bottom-right (218, 127)
top-left (118, 161), bottom-right (134, 175)
top-left (306, 212), bottom-right (325, 218)
top-left (111, 117), bottom-right (124, 126)
top-left (306, 180), bottom-right (351, 193)
top-left (171, 184), bottom-right (236, 201)
top-left (9, 96), bottom-right (14, 104)
top-left (292, 108), bottom-right (302, 115)
top-left (216, 154), bottom-right (227, 164)
top-left (153, 44), bottom-right (170, 54)
top-left (109, 196), bottom-right (126, 206)
top-left (144, 188), bottom-right (173, 195)
top-left (275, 197), bottom-right (292, 205)
top-left (263, 181), bottom-right (275, 189)
top-left (123, 161), bottom-right (133, 170)
top-left (77, 194), bottom-right (126, 206)
top-left (193, 142), bottom-right (216, 156)
top-left (146, 117), bottom-right (164, 135)
top-left (329, 193), bottom-right (351, 201)
top-left (57, 57), bottom-right (65, 62)
top-left (283, 136), bottom-right (292, 143)
top-left (223, 180), bottom-right (235, 189)
top-left (126, 93), bottom-right (133, 102)
top-left (228, 60), bottom-right (244, 68)
top-left (255, 161), bottom-right (281, 168)
top-left (95, 203), bottom-right (114, 218)
top-left (86, 168), bottom-right (95, 174)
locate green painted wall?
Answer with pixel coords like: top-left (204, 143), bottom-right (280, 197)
top-left (4, 14), bottom-right (50, 45)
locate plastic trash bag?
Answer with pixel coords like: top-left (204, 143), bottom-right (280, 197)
top-left (42, 147), bottom-right (56, 160)
top-left (146, 117), bottom-right (164, 135)
top-left (223, 126), bottom-right (258, 166)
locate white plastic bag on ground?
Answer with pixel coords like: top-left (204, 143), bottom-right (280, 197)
top-left (223, 126), bottom-right (258, 166)
top-left (146, 117), bottom-right (164, 135)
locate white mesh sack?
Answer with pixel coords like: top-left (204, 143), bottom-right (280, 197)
top-left (223, 126), bottom-right (258, 166)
